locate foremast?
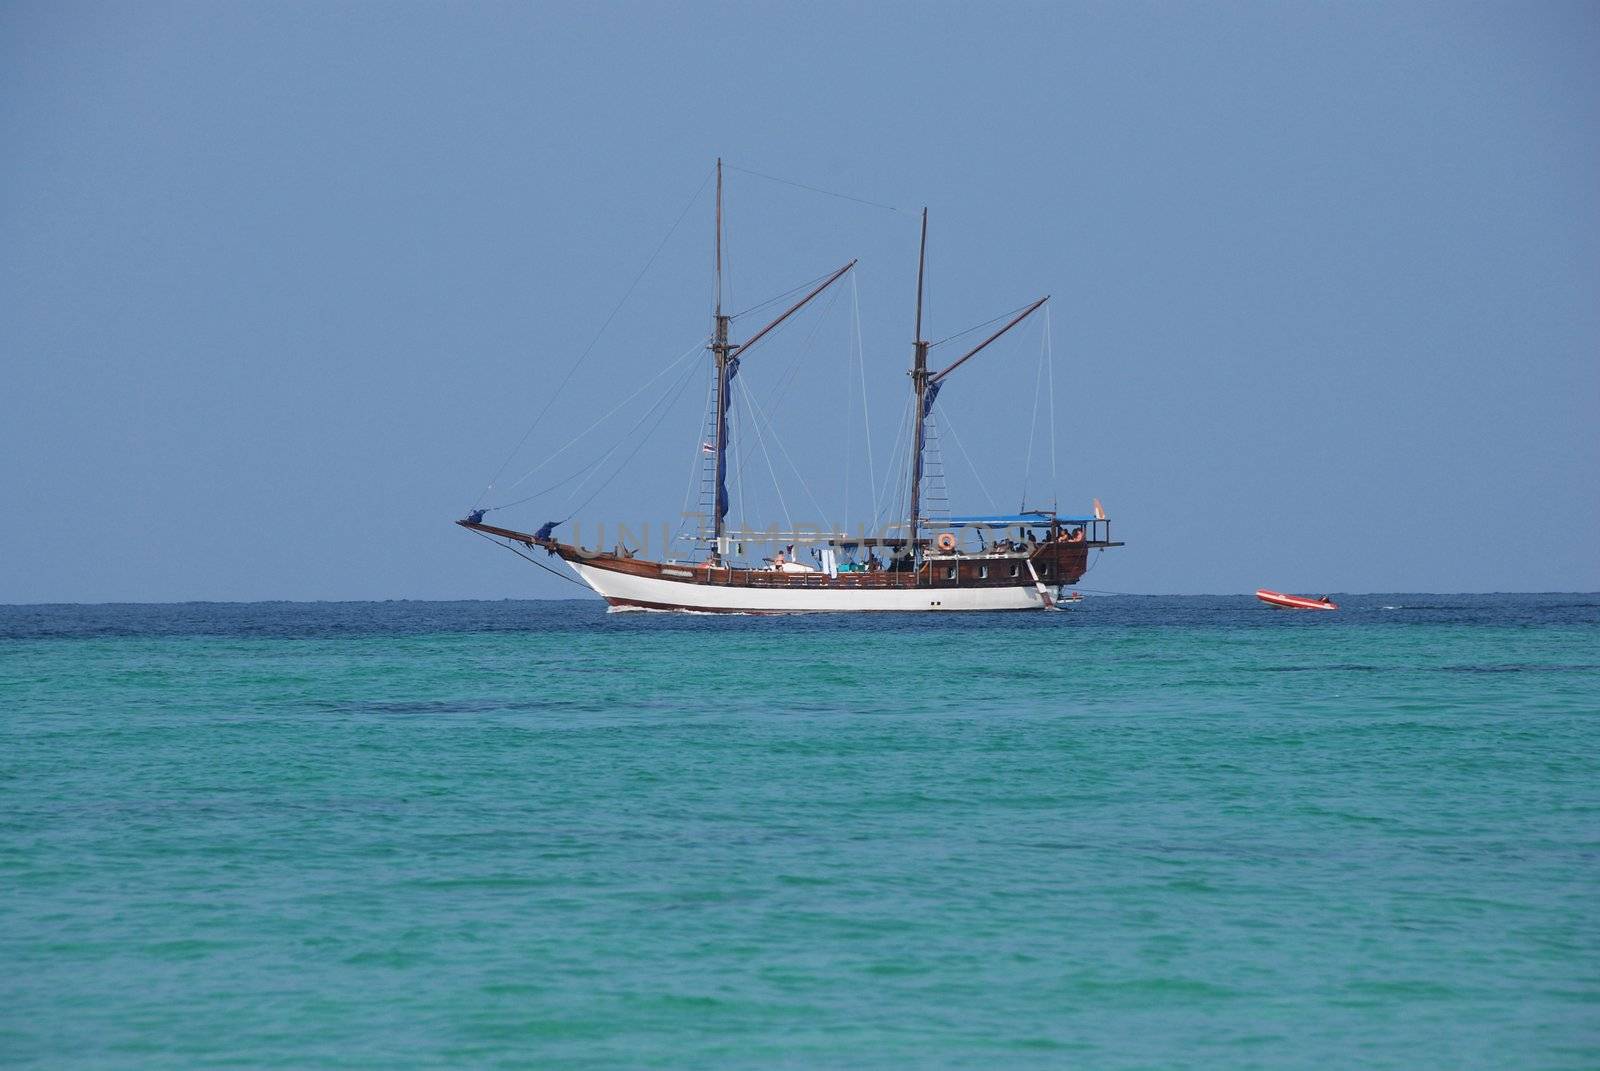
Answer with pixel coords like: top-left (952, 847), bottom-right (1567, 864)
top-left (705, 157), bottom-right (855, 563)
top-left (711, 159), bottom-right (733, 558)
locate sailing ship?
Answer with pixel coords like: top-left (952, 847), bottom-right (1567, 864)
top-left (460, 161), bottom-right (1122, 612)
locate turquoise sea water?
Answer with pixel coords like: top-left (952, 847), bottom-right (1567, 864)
top-left (2, 595), bottom-right (1597, 1069)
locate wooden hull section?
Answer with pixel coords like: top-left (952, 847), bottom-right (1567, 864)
top-left (457, 521), bottom-right (1106, 614)
top-left (571, 559), bottom-right (1046, 613)
top-left (560, 545), bottom-right (1088, 613)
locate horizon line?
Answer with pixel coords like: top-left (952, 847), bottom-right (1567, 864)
top-left (4, 591), bottom-right (1599, 609)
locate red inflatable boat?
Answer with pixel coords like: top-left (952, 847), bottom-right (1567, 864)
top-left (1256, 589), bottom-right (1338, 611)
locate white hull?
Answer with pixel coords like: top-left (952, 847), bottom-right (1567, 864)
top-left (569, 560), bottom-right (1050, 613)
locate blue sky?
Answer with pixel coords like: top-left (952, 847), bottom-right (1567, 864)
top-left (3, 1), bottom-right (1596, 601)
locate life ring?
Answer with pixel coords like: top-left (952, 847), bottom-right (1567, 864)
top-left (935, 532), bottom-right (957, 552)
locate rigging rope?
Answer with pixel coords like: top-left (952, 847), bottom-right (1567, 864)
top-left (734, 391), bottom-right (747, 534)
top-left (725, 278), bottom-right (845, 507)
top-left (487, 460), bottom-right (598, 512)
top-left (933, 401), bottom-right (999, 514)
top-left (559, 349), bottom-right (705, 521)
top-left (743, 279), bottom-right (846, 420)
top-left (727, 266), bottom-right (841, 322)
top-left (739, 377), bottom-right (834, 533)
top-left (720, 184), bottom-right (736, 317)
top-left (1045, 304), bottom-right (1057, 491)
top-left (851, 275), bottom-right (880, 527)
top-left (723, 163), bottom-right (915, 217)
top-left (675, 364), bottom-right (716, 546)
top-left (1020, 315), bottom-right (1048, 511)
top-left (488, 337), bottom-right (707, 509)
top-left (468, 528), bottom-right (590, 591)
top-left (876, 394), bottom-right (914, 530)
top-left (475, 165), bottom-right (714, 509)
top-left (736, 384), bottom-right (796, 536)
top-left (843, 285), bottom-right (854, 528)
top-left (928, 300), bottom-right (1038, 350)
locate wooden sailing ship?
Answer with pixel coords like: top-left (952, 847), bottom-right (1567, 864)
top-left (461, 161), bottom-right (1121, 612)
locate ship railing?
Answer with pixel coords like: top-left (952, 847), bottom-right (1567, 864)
top-left (737, 571), bottom-right (908, 589)
top-left (913, 516), bottom-right (1115, 549)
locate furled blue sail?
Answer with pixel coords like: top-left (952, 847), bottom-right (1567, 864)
top-left (910, 379), bottom-right (942, 495)
top-left (714, 356), bottom-right (740, 525)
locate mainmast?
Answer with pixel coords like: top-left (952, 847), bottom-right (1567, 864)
top-left (903, 208), bottom-right (1049, 571)
top-left (906, 208), bottom-right (931, 566)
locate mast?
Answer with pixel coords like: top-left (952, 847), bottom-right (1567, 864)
top-left (711, 159), bottom-right (733, 557)
top-left (903, 207), bottom-right (1049, 570)
top-left (906, 208), bottom-right (930, 567)
top-left (715, 157), bottom-right (723, 318)
top-left (705, 159), bottom-right (854, 562)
